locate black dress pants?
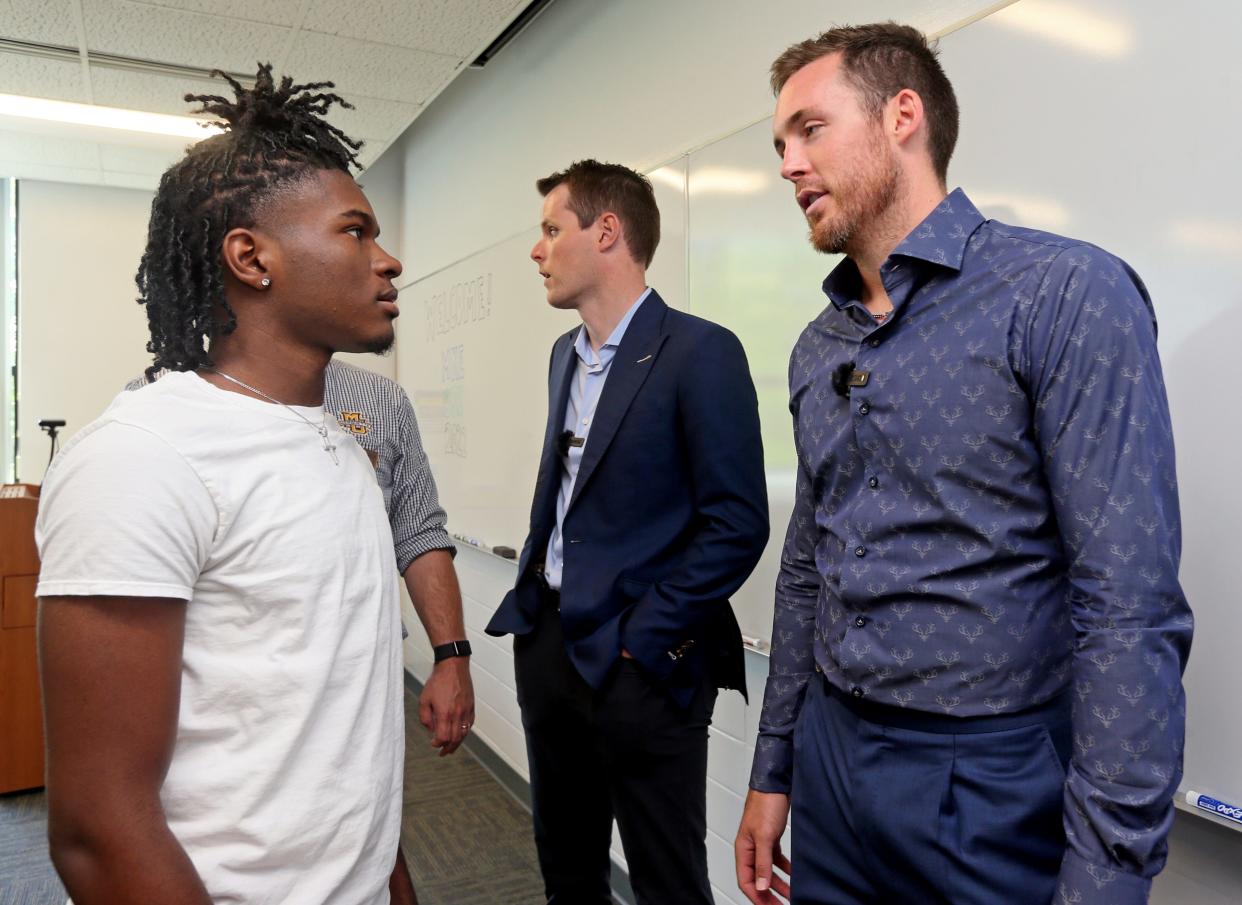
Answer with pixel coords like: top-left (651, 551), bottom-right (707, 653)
top-left (513, 595), bottom-right (716, 905)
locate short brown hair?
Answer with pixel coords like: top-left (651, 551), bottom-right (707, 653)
top-left (770, 22), bottom-right (959, 182)
top-left (536, 159), bottom-right (660, 268)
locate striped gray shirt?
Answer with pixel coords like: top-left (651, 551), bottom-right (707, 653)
top-left (125, 359), bottom-right (454, 573)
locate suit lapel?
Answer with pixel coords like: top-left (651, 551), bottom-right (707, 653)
top-left (568, 293), bottom-right (668, 512)
top-left (545, 331), bottom-right (577, 450)
top-left (530, 331), bottom-right (578, 537)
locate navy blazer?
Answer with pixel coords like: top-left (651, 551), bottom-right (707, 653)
top-left (486, 292), bottom-right (769, 708)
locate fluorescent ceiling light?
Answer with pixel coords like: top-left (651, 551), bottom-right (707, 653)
top-left (1169, 218), bottom-right (1242, 256)
top-left (991, 0), bottom-right (1134, 59)
top-left (688, 166), bottom-right (771, 195)
top-left (646, 167), bottom-right (684, 192)
top-left (0, 93), bottom-right (222, 140)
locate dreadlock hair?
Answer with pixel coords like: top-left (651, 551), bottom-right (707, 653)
top-left (137, 62), bottom-right (363, 379)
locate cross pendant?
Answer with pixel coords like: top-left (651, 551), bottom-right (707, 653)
top-left (319, 428), bottom-right (340, 465)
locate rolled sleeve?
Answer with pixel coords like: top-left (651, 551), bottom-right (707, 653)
top-left (388, 386), bottom-right (455, 574)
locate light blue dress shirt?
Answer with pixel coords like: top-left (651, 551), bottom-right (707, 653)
top-left (544, 288), bottom-right (651, 589)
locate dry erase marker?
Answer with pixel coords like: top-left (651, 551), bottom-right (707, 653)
top-left (1185, 791), bottom-right (1242, 825)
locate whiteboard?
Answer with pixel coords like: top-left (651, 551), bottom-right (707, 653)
top-left (682, 121), bottom-right (835, 645)
top-left (397, 226), bottom-right (560, 552)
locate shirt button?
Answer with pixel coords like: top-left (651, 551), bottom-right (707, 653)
top-left (851, 686), bottom-right (865, 698)
top-left (868, 476), bottom-right (879, 489)
top-left (858, 402), bottom-right (871, 415)
top-left (869, 339), bottom-right (881, 348)
top-left (814, 663), bottom-right (822, 673)
top-left (854, 546), bottom-right (866, 557)
top-left (854, 616), bottom-right (868, 628)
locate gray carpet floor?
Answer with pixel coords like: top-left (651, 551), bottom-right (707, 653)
top-left (0, 684), bottom-right (548, 904)
top-left (0, 789), bottom-right (62, 905)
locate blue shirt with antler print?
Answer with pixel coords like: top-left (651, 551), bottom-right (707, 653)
top-left (751, 189), bottom-right (1192, 904)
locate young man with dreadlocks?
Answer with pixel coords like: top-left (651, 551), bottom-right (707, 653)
top-left (36, 66), bottom-right (418, 903)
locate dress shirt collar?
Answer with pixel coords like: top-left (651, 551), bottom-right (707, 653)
top-left (822, 188), bottom-right (985, 311)
top-left (573, 287), bottom-right (652, 367)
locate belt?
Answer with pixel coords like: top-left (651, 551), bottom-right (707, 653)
top-left (822, 673), bottom-right (1069, 735)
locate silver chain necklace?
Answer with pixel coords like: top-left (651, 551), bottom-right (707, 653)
top-left (206, 368), bottom-right (339, 465)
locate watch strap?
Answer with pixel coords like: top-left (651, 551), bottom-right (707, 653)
top-left (433, 640), bottom-right (472, 663)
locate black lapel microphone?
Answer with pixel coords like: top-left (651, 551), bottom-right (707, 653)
top-left (832, 361), bottom-right (856, 398)
top-left (556, 429), bottom-right (585, 457)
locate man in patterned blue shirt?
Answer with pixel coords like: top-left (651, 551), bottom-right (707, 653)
top-left (735, 23), bottom-right (1192, 905)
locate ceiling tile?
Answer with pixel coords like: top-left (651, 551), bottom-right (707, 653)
top-left (0, 54), bottom-right (89, 102)
top-left (81, 0), bottom-right (290, 74)
top-left (110, 0), bottom-right (305, 29)
top-left (1, 0), bottom-right (494, 190)
top-left (325, 91), bottom-right (420, 145)
top-left (89, 66), bottom-right (238, 116)
top-left (88, 66), bottom-right (415, 147)
top-left (0, 0), bottom-right (80, 46)
top-left (302, 0), bottom-right (524, 57)
top-left (283, 30), bottom-right (460, 104)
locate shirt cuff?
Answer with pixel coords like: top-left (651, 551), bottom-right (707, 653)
top-left (395, 531), bottom-right (457, 574)
top-left (1055, 848), bottom-right (1152, 905)
top-left (748, 735), bottom-right (794, 795)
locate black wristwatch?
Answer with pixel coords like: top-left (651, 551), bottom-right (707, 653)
top-left (432, 640), bottom-right (472, 663)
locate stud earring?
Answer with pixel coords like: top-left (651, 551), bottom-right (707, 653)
top-left (260, 277), bottom-right (271, 288)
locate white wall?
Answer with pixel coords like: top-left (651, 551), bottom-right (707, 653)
top-left (383, 1), bottom-right (1241, 903)
top-left (17, 179), bottom-right (152, 483)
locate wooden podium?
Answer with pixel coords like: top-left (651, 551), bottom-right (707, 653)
top-left (0, 483), bottom-right (44, 793)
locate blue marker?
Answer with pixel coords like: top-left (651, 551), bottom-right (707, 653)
top-left (1185, 790), bottom-right (1242, 825)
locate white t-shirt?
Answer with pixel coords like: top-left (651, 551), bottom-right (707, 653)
top-left (36, 371), bottom-right (403, 905)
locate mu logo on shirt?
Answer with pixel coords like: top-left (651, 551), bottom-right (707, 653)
top-left (336, 410), bottom-right (371, 436)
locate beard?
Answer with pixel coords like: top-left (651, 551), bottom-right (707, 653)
top-left (361, 326), bottom-right (397, 355)
top-left (808, 136), bottom-right (902, 256)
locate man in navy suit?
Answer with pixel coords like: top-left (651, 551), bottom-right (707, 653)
top-left (487, 159), bottom-right (769, 904)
